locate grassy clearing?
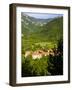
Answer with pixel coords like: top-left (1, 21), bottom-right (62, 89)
top-left (35, 42), bottom-right (57, 49)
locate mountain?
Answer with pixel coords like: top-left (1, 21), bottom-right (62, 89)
top-left (21, 13), bottom-right (63, 51)
top-left (38, 17), bottom-right (63, 42)
top-left (21, 13), bottom-right (54, 34)
top-left (21, 13), bottom-right (63, 42)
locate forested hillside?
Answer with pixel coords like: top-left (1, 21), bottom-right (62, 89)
top-left (21, 13), bottom-right (63, 51)
top-left (21, 13), bottom-right (63, 77)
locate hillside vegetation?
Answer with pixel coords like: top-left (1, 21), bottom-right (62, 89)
top-left (21, 13), bottom-right (63, 77)
top-left (21, 13), bottom-right (63, 52)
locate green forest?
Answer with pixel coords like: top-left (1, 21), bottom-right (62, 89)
top-left (21, 13), bottom-right (63, 77)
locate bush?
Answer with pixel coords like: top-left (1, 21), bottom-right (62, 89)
top-left (47, 39), bottom-right (63, 75)
top-left (47, 54), bottom-right (63, 75)
top-left (22, 55), bottom-right (50, 77)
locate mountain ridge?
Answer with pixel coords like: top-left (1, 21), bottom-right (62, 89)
top-left (21, 13), bottom-right (63, 51)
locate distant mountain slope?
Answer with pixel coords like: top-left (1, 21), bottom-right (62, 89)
top-left (38, 17), bottom-right (63, 41)
top-left (21, 13), bottom-right (63, 43)
top-left (21, 13), bottom-right (53, 33)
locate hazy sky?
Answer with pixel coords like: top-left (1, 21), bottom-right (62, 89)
top-left (23, 12), bottom-right (63, 19)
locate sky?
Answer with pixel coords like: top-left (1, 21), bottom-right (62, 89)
top-left (23, 12), bottom-right (63, 19)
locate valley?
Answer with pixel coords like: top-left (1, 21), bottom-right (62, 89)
top-left (21, 12), bottom-right (63, 77)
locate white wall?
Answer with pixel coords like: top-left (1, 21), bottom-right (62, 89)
top-left (0, 0), bottom-right (72, 90)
